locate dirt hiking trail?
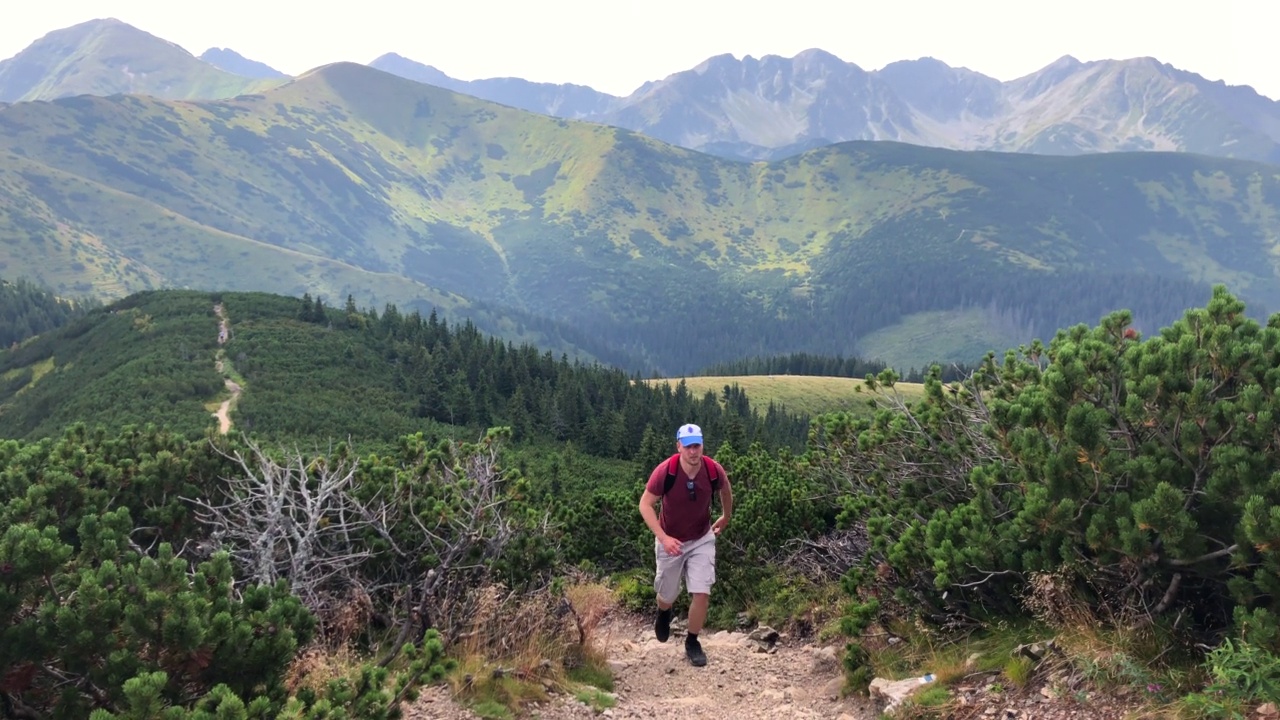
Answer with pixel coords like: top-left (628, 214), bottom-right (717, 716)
top-left (408, 612), bottom-right (874, 720)
top-left (212, 303), bottom-right (241, 434)
top-left (406, 610), bottom-right (1158, 719)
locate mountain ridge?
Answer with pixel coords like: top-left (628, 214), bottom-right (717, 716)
top-left (367, 52), bottom-right (621, 118)
top-left (4, 19), bottom-right (1279, 163)
top-left (363, 46), bottom-right (1280, 162)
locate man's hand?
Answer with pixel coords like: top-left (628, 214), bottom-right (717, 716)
top-left (660, 534), bottom-right (683, 556)
top-left (712, 515), bottom-right (729, 536)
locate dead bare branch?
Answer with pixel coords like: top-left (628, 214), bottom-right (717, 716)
top-left (184, 437), bottom-right (385, 619)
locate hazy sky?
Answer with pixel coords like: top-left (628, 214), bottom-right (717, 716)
top-left (2, 1), bottom-right (1277, 99)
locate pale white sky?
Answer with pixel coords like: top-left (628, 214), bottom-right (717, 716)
top-left (2, 1), bottom-right (1277, 99)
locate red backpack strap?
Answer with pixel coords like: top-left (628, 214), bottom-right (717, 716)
top-left (662, 454), bottom-right (680, 495)
top-left (662, 455), bottom-right (720, 494)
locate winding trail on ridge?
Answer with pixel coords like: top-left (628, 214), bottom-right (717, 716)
top-left (212, 303), bottom-right (241, 435)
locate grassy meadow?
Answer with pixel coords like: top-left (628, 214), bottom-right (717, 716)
top-left (856, 306), bottom-right (1036, 373)
top-left (645, 374), bottom-right (927, 418)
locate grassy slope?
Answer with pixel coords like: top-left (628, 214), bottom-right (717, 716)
top-left (645, 375), bottom-right (927, 418)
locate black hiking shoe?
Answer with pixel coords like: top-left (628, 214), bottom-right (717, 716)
top-left (655, 608), bottom-right (672, 643)
top-left (685, 636), bottom-right (707, 666)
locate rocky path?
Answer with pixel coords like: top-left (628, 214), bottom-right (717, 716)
top-left (406, 614), bottom-right (875, 720)
top-left (404, 610), bottom-right (1173, 719)
top-left (212, 303), bottom-right (241, 434)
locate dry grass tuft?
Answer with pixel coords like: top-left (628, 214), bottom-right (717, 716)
top-left (564, 581), bottom-right (615, 645)
top-left (454, 579), bottom-right (618, 680)
top-left (1022, 570), bottom-right (1103, 631)
top-left (283, 643), bottom-right (364, 695)
top-left (443, 579), bottom-right (619, 715)
top-left (457, 584), bottom-right (570, 674)
top-left (1023, 569), bottom-right (1167, 668)
top-left (324, 584), bottom-right (374, 647)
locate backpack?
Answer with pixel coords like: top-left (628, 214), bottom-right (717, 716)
top-left (661, 454), bottom-right (721, 496)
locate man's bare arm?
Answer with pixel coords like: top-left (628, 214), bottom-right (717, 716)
top-left (712, 472), bottom-right (733, 535)
top-left (641, 489), bottom-right (683, 554)
top-left (639, 489), bottom-right (665, 538)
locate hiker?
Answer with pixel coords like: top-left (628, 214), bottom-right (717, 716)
top-left (638, 422), bottom-right (733, 667)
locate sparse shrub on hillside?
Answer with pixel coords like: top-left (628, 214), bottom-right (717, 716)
top-left (612, 568), bottom-right (666, 614)
top-left (715, 442), bottom-right (833, 566)
top-left (698, 441), bottom-right (847, 626)
top-left (822, 286), bottom-right (1280, 656)
top-left (2, 289), bottom-right (812, 458)
top-left (520, 443), bottom-right (648, 573)
top-left (0, 291), bottom-right (222, 439)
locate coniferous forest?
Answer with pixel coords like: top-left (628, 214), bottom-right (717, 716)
top-left (0, 278), bottom-right (96, 348)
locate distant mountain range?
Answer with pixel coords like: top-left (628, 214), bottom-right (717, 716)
top-left (365, 49), bottom-right (1280, 164)
top-left (2, 19), bottom-right (1278, 164)
top-left (4, 19), bottom-right (1280, 371)
top-left (1, 61), bottom-right (1278, 372)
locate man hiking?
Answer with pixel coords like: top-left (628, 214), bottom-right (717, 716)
top-left (638, 423), bottom-right (733, 666)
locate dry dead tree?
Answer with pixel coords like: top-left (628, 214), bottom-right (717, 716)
top-left (185, 438), bottom-right (388, 624)
top-left (185, 433), bottom-right (551, 660)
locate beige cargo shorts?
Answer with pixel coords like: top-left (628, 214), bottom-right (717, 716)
top-left (654, 529), bottom-right (717, 604)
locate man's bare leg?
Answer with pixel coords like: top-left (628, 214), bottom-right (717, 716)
top-left (687, 593), bottom-right (709, 634)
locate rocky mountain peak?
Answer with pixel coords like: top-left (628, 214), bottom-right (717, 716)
top-left (199, 47), bottom-right (287, 79)
top-left (367, 53), bottom-right (454, 87)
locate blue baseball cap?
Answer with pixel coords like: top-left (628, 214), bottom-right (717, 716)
top-left (676, 423), bottom-right (703, 446)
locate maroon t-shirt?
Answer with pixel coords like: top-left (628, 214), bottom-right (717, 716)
top-left (646, 455), bottom-right (725, 542)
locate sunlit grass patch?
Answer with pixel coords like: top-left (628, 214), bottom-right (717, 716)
top-left (645, 374), bottom-right (925, 418)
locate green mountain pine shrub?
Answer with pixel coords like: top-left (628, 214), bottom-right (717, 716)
top-left (821, 286), bottom-right (1280, 650)
top-left (0, 425), bottom-right (314, 716)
